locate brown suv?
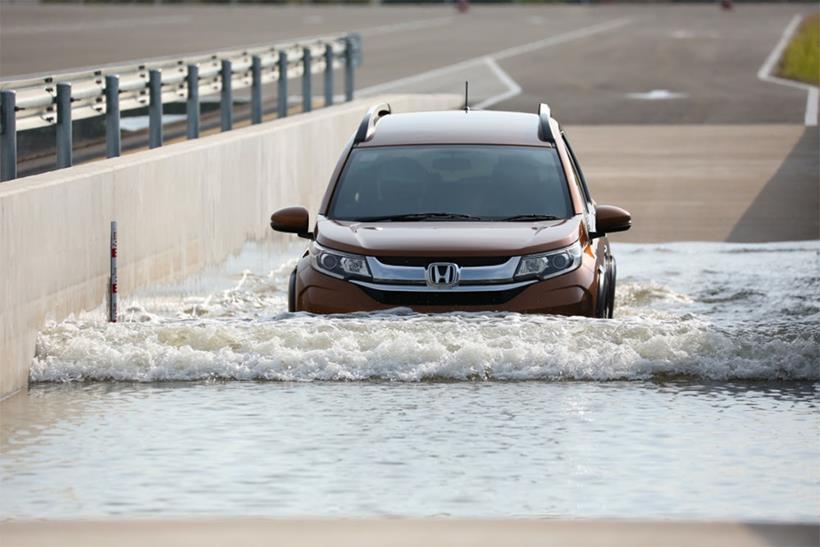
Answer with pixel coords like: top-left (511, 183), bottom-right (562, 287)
top-left (271, 103), bottom-right (631, 317)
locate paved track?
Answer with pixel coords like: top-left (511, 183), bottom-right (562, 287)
top-left (1, 4), bottom-right (817, 124)
top-left (1, 4), bottom-right (817, 242)
top-left (569, 124), bottom-right (819, 242)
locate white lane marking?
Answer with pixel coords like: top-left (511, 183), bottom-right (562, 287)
top-left (491, 17), bottom-right (632, 61)
top-left (357, 16), bottom-right (453, 37)
top-left (3, 15), bottom-right (191, 35)
top-left (806, 87), bottom-right (819, 128)
top-left (357, 17), bottom-right (633, 98)
top-left (626, 89), bottom-right (688, 100)
top-left (473, 57), bottom-right (522, 110)
top-left (758, 15), bottom-right (801, 82)
top-left (357, 56), bottom-right (489, 97)
top-left (757, 14), bottom-right (818, 126)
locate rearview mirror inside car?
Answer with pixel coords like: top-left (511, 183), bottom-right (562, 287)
top-left (270, 206), bottom-right (312, 239)
top-left (593, 205), bottom-right (631, 237)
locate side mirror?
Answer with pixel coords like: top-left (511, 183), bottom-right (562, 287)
top-left (592, 205), bottom-right (631, 238)
top-left (270, 206), bottom-right (312, 239)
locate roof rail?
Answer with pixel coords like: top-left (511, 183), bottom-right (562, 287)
top-left (353, 102), bottom-right (391, 144)
top-left (537, 103), bottom-right (555, 143)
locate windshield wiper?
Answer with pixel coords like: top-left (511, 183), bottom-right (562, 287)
top-left (496, 214), bottom-right (563, 222)
top-left (353, 213), bottom-right (487, 222)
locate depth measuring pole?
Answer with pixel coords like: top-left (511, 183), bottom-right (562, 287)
top-left (109, 221), bottom-right (118, 323)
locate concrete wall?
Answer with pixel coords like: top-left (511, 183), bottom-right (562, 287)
top-left (0, 94), bottom-right (461, 399)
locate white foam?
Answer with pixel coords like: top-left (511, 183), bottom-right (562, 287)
top-left (31, 241), bottom-right (820, 383)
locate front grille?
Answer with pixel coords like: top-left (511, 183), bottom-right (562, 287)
top-left (375, 256), bottom-right (510, 268)
top-left (359, 286), bottom-right (526, 306)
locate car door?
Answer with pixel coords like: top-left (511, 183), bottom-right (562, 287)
top-left (563, 131), bottom-right (613, 317)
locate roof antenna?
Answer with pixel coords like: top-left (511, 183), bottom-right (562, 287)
top-left (464, 81), bottom-right (470, 112)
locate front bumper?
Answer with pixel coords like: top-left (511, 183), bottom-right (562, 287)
top-left (292, 254), bottom-right (599, 316)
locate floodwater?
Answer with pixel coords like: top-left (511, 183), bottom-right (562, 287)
top-left (1, 240), bottom-right (818, 521)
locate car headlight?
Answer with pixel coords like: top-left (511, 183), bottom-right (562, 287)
top-left (310, 242), bottom-right (371, 280)
top-left (515, 241), bottom-right (583, 280)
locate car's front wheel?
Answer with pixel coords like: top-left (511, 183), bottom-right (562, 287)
top-left (596, 255), bottom-right (617, 319)
top-left (288, 269), bottom-right (298, 312)
top-left (605, 256), bottom-right (617, 319)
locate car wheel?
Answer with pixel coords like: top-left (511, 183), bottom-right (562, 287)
top-left (288, 268), bottom-right (297, 312)
top-left (596, 262), bottom-right (609, 319)
top-left (606, 256), bottom-right (617, 319)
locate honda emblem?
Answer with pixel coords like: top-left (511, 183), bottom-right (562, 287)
top-left (425, 262), bottom-right (460, 289)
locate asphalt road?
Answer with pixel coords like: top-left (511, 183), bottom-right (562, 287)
top-left (1, 3), bottom-right (817, 241)
top-left (1, 4), bottom-right (817, 124)
top-left (570, 124), bottom-right (819, 242)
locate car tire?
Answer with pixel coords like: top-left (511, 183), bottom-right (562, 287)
top-left (606, 256), bottom-right (617, 319)
top-left (288, 268), bottom-right (297, 312)
top-left (596, 261), bottom-right (609, 319)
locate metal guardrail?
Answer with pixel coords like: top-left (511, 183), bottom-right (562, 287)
top-left (0, 32), bottom-right (362, 181)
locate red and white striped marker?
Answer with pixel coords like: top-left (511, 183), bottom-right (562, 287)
top-left (109, 221), bottom-right (118, 323)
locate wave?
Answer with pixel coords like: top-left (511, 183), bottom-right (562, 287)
top-left (31, 309), bottom-right (819, 383)
top-left (30, 241), bottom-right (820, 384)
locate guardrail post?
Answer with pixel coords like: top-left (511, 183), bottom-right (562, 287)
top-left (302, 48), bottom-right (312, 113)
top-left (105, 75), bottom-right (121, 158)
top-left (324, 44), bottom-right (334, 107)
top-left (56, 83), bottom-right (72, 169)
top-left (187, 64), bottom-right (200, 139)
top-left (0, 90), bottom-right (17, 181)
top-left (277, 50), bottom-right (288, 119)
top-left (221, 59), bottom-right (233, 131)
top-left (148, 69), bottom-right (163, 148)
top-left (251, 56), bottom-right (262, 125)
top-left (344, 36), bottom-right (354, 102)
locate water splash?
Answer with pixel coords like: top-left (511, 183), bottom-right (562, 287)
top-left (31, 241), bottom-right (820, 383)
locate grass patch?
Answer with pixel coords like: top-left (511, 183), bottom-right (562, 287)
top-left (778, 13), bottom-right (820, 87)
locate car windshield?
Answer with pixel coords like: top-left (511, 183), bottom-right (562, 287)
top-left (328, 145), bottom-right (572, 221)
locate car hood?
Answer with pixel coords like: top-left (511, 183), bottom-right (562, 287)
top-left (315, 216), bottom-right (583, 257)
